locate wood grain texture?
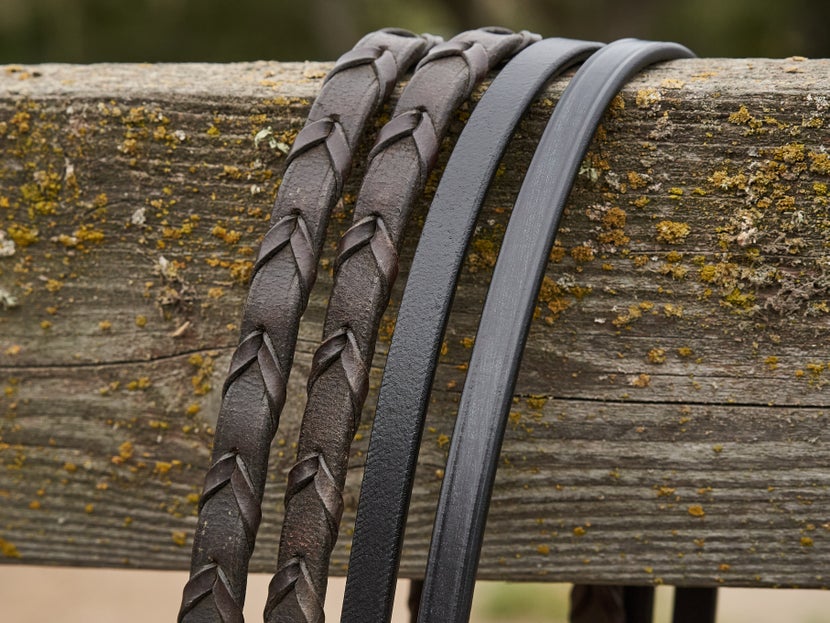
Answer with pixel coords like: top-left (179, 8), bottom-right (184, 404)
top-left (0, 58), bottom-right (828, 588)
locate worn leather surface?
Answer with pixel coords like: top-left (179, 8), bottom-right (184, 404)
top-left (263, 27), bottom-right (540, 623)
top-left (337, 38), bottom-right (602, 623)
top-left (177, 29), bottom-right (436, 623)
top-left (416, 39), bottom-right (695, 623)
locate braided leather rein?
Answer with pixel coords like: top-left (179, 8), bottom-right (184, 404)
top-left (263, 27), bottom-right (539, 623)
top-left (177, 29), bottom-right (437, 623)
top-left (339, 37), bottom-right (603, 623)
top-left (417, 38), bottom-right (694, 623)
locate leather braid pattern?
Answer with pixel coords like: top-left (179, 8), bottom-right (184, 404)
top-left (179, 29), bottom-right (435, 623)
top-left (281, 119), bottom-right (351, 194)
top-left (201, 450), bottom-right (262, 542)
top-left (266, 27), bottom-right (538, 623)
top-left (286, 454), bottom-right (344, 544)
top-left (340, 38), bottom-right (603, 623)
top-left (265, 556), bottom-right (324, 623)
top-left (307, 326), bottom-right (370, 429)
top-left (222, 330), bottom-right (286, 428)
top-left (336, 213), bottom-right (399, 290)
top-left (181, 563), bottom-right (244, 623)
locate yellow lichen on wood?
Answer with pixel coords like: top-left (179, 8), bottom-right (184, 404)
top-left (687, 505), bottom-right (705, 517)
top-left (526, 395), bottom-right (548, 410)
top-left (188, 353), bottom-right (215, 396)
top-left (655, 221), bottom-right (690, 244)
top-left (0, 60), bottom-right (829, 584)
top-left (0, 536), bottom-right (21, 558)
top-left (631, 374), bottom-right (651, 388)
top-left (647, 348), bottom-right (666, 364)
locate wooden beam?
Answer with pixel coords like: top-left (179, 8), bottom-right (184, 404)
top-left (0, 58), bottom-right (829, 588)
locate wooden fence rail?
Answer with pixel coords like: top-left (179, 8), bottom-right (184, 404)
top-left (0, 57), bottom-right (828, 588)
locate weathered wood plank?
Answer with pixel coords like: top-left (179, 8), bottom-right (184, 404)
top-left (0, 58), bottom-right (828, 588)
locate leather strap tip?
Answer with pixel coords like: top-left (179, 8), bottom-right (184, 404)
top-left (377, 26), bottom-right (419, 39)
top-left (367, 108), bottom-right (422, 161)
top-left (413, 39), bottom-right (490, 90)
top-left (517, 30), bottom-right (542, 46)
top-left (420, 32), bottom-right (444, 49)
top-left (415, 40), bottom-right (468, 69)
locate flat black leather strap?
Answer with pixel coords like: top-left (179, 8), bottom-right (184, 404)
top-left (339, 37), bottom-right (602, 623)
top-left (417, 38), bottom-right (694, 623)
top-left (177, 29), bottom-right (436, 623)
top-left (264, 27), bottom-right (539, 623)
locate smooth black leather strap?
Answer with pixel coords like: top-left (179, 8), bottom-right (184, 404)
top-left (339, 37), bottom-right (602, 623)
top-left (264, 27), bottom-right (539, 623)
top-left (178, 29), bottom-right (436, 623)
top-left (417, 38), bottom-right (694, 623)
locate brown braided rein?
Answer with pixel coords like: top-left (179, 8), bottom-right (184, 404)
top-left (264, 27), bottom-right (539, 623)
top-left (178, 29), bottom-right (436, 623)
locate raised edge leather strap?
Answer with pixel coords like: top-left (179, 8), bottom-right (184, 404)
top-left (338, 37), bottom-right (602, 623)
top-left (263, 27), bottom-right (540, 623)
top-left (177, 28), bottom-right (437, 623)
top-left (417, 38), bottom-right (695, 623)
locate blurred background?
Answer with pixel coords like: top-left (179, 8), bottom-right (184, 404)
top-left (0, 0), bottom-right (828, 63)
top-left (2, 569), bottom-right (830, 622)
top-left (2, 0), bottom-right (829, 621)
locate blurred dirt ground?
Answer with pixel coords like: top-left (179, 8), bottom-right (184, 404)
top-left (0, 567), bottom-right (412, 622)
top-left (1, 567), bottom-right (829, 622)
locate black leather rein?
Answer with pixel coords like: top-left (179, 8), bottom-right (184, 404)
top-left (417, 38), bottom-right (694, 623)
top-left (264, 27), bottom-right (539, 623)
top-left (340, 37), bottom-right (603, 623)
